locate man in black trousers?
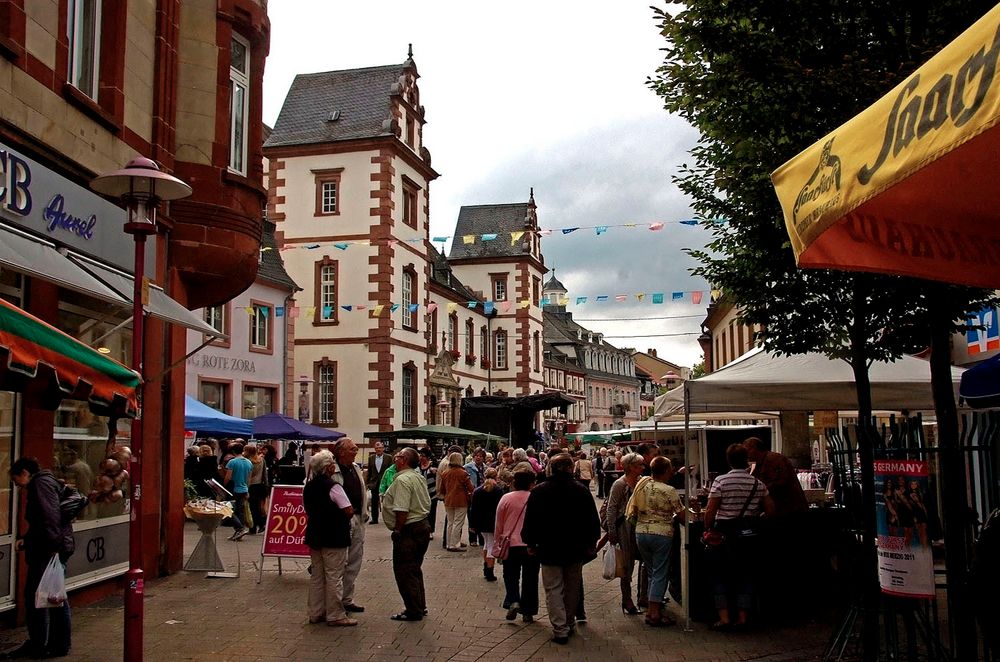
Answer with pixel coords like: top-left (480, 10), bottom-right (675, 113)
top-left (365, 441), bottom-right (390, 524)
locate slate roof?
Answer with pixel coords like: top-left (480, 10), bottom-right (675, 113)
top-left (428, 244), bottom-right (483, 303)
top-left (543, 272), bottom-right (567, 293)
top-left (544, 310), bottom-right (639, 384)
top-left (264, 64), bottom-right (408, 148)
top-left (257, 223), bottom-right (299, 292)
top-left (448, 203), bottom-right (531, 261)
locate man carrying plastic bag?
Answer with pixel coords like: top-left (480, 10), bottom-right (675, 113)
top-left (2, 457), bottom-right (76, 659)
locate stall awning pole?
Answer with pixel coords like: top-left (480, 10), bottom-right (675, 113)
top-left (682, 383), bottom-right (692, 632)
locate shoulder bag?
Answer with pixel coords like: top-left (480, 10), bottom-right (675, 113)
top-left (701, 479), bottom-right (758, 552)
top-left (493, 498), bottom-right (528, 561)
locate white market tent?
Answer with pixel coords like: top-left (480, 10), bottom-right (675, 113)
top-left (675, 346), bottom-right (964, 629)
top-left (676, 346), bottom-right (962, 415)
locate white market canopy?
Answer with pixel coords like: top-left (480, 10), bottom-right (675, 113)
top-left (672, 347), bottom-right (964, 414)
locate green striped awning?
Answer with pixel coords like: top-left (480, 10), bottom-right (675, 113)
top-left (0, 297), bottom-right (139, 416)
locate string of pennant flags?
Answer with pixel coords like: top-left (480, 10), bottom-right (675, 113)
top-left (242, 289), bottom-right (720, 320)
top-left (262, 218), bottom-right (725, 254)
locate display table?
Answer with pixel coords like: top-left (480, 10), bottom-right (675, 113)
top-left (183, 502), bottom-right (233, 573)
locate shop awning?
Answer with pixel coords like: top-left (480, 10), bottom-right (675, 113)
top-left (0, 225), bottom-right (128, 306)
top-left (362, 424), bottom-right (495, 441)
top-left (68, 254), bottom-right (223, 338)
top-left (772, 5), bottom-right (1000, 288)
top-left (0, 297), bottom-right (139, 416)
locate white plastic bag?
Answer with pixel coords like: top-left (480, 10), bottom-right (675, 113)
top-left (35, 555), bottom-right (66, 608)
top-left (602, 544), bottom-right (617, 580)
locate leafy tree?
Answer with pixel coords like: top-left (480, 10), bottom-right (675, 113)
top-left (648, 2), bottom-right (996, 657)
top-left (690, 358), bottom-right (706, 380)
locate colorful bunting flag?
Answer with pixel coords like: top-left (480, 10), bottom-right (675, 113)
top-left (577, 296), bottom-right (587, 305)
top-left (467, 301), bottom-right (477, 309)
top-left (540, 297), bottom-right (550, 306)
top-left (306, 244), bottom-right (321, 249)
top-left (635, 294), bottom-right (645, 302)
top-left (484, 302), bottom-right (494, 315)
top-left (306, 307), bottom-right (316, 318)
top-left (427, 303), bottom-right (438, 314)
top-left (501, 301), bottom-right (512, 313)
top-left (539, 230), bottom-right (552, 237)
top-left (244, 306), bottom-right (254, 316)
top-left (519, 299), bottom-right (530, 309)
top-left (334, 243), bottom-right (348, 250)
top-left (596, 295), bottom-right (609, 302)
top-left (341, 305), bottom-right (353, 312)
top-left (672, 292), bottom-right (683, 300)
top-left (510, 231), bottom-right (524, 245)
top-left (390, 304), bottom-right (400, 313)
top-left (649, 222), bottom-right (664, 231)
top-left (408, 304), bottom-right (419, 313)
top-left (561, 228), bottom-right (579, 234)
top-left (372, 305), bottom-right (384, 316)
top-left (482, 233), bottom-right (497, 241)
top-left (356, 305), bottom-right (366, 311)
top-left (289, 306), bottom-right (299, 319)
top-left (433, 236), bottom-right (448, 243)
top-left (651, 293), bottom-right (664, 304)
top-left (322, 306), bottom-right (333, 319)
top-left (692, 291), bottom-right (703, 304)
top-left (275, 306), bottom-right (284, 317)
top-left (447, 303), bottom-right (458, 312)
top-left (615, 295), bottom-right (627, 302)
top-left (680, 219), bottom-right (699, 226)
top-left (462, 235), bottom-right (475, 245)
top-left (596, 226), bottom-right (608, 235)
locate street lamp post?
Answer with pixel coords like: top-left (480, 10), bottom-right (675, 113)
top-left (91, 157), bottom-right (191, 662)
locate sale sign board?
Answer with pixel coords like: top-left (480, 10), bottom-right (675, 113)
top-left (874, 460), bottom-right (934, 598)
top-left (261, 485), bottom-right (309, 559)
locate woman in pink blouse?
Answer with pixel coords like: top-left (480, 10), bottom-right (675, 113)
top-left (493, 470), bottom-right (539, 622)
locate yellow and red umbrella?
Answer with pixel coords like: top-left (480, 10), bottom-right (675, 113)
top-left (772, 4), bottom-right (1000, 288)
top-left (0, 297), bottom-right (139, 416)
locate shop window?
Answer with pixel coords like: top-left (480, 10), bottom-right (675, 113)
top-left (315, 360), bottom-right (337, 425)
top-left (313, 169), bottom-right (343, 216)
top-left (53, 402), bottom-right (130, 521)
top-left (249, 302), bottom-right (272, 352)
top-left (242, 385), bottom-right (276, 419)
top-left (314, 259), bottom-right (338, 324)
top-left (402, 363), bottom-right (416, 425)
top-left (229, 33), bottom-right (250, 175)
top-left (0, 392), bottom-right (15, 536)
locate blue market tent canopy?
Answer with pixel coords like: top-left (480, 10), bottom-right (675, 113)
top-left (184, 395), bottom-right (253, 437)
top-left (252, 412), bottom-right (345, 440)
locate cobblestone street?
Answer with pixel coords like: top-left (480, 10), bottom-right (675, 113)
top-left (0, 503), bottom-right (833, 662)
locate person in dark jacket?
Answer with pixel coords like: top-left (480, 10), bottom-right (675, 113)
top-left (469, 468), bottom-right (505, 582)
top-left (303, 450), bottom-right (357, 627)
top-left (521, 453), bottom-right (600, 645)
top-left (5, 457), bottom-right (75, 659)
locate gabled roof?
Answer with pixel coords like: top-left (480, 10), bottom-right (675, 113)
top-left (428, 244), bottom-right (483, 303)
top-left (265, 63), bottom-right (408, 148)
top-left (448, 203), bottom-right (530, 261)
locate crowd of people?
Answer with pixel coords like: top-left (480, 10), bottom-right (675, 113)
top-left (0, 432), bottom-right (806, 657)
top-left (296, 436), bottom-right (786, 645)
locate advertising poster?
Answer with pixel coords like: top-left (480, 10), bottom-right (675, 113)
top-left (261, 485), bottom-right (309, 559)
top-left (874, 460), bottom-right (934, 598)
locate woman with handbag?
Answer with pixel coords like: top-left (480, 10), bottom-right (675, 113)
top-left (626, 456), bottom-right (686, 627)
top-left (703, 443), bottom-right (775, 631)
top-left (469, 468), bottom-right (505, 582)
top-left (605, 452), bottom-right (646, 614)
top-left (493, 470), bottom-right (539, 623)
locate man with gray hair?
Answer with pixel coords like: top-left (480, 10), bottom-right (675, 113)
top-left (522, 453), bottom-right (600, 644)
top-left (330, 437), bottom-right (368, 613)
top-left (382, 447), bottom-right (432, 621)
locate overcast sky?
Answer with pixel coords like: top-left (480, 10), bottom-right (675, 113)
top-left (263, 1), bottom-right (710, 368)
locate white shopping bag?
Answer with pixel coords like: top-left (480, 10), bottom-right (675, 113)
top-left (602, 545), bottom-right (617, 580)
top-left (35, 555), bottom-right (66, 608)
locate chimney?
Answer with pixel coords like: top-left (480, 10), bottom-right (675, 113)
top-left (648, 348), bottom-right (657, 357)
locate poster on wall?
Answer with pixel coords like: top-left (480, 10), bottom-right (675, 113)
top-left (875, 460), bottom-right (934, 598)
top-left (260, 485), bottom-right (309, 559)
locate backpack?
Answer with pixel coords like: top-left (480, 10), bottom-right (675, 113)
top-left (599, 497), bottom-right (610, 531)
top-left (59, 483), bottom-right (90, 523)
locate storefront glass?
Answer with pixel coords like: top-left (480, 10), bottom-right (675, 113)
top-left (242, 385), bottom-right (275, 419)
top-left (0, 271), bottom-right (21, 609)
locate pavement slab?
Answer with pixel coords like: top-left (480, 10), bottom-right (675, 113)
top-left (0, 503), bottom-right (831, 661)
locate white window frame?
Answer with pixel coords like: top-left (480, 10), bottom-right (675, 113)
top-left (402, 271), bottom-right (414, 327)
top-left (402, 367), bottom-right (415, 424)
top-left (495, 331), bottom-right (507, 369)
top-left (321, 181), bottom-right (337, 214)
top-left (229, 33), bottom-right (250, 175)
top-left (67, 0), bottom-right (101, 100)
top-left (448, 315), bottom-right (457, 351)
top-left (493, 278), bottom-right (507, 302)
top-left (320, 264), bottom-right (336, 320)
top-left (204, 305), bottom-right (225, 334)
top-left (317, 363), bottom-right (336, 424)
top-left (250, 304), bottom-right (270, 349)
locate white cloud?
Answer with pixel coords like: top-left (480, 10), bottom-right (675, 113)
top-left (264, 1), bottom-right (709, 367)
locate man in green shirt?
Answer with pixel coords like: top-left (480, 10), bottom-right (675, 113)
top-left (382, 447), bottom-right (431, 621)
